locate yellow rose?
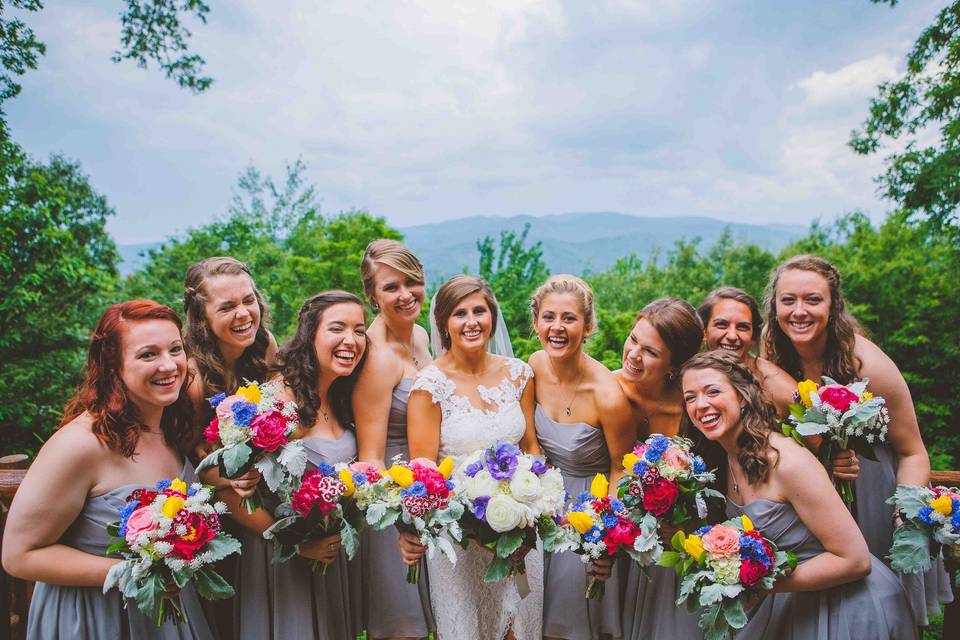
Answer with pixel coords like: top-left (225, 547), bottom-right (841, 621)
top-left (622, 452), bottom-right (640, 475)
top-left (590, 473), bottom-right (609, 499)
top-left (861, 391), bottom-right (874, 401)
top-left (169, 478), bottom-right (188, 495)
top-left (797, 380), bottom-right (819, 408)
top-left (236, 383), bottom-right (261, 405)
top-left (162, 495), bottom-right (185, 518)
top-left (338, 468), bottom-right (356, 497)
top-left (741, 514), bottom-right (754, 532)
top-left (438, 457), bottom-right (454, 479)
top-left (683, 534), bottom-right (706, 562)
top-left (388, 465), bottom-right (414, 488)
top-left (932, 495), bottom-right (953, 516)
top-left (566, 511), bottom-right (595, 535)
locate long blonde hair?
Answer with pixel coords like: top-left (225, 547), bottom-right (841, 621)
top-left (529, 274), bottom-right (597, 338)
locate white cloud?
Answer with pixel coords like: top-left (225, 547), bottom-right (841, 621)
top-left (795, 54), bottom-right (901, 107)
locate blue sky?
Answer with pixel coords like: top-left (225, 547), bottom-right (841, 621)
top-left (5, 0), bottom-right (945, 244)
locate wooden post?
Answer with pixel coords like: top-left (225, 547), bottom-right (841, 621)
top-left (1, 457), bottom-right (29, 640)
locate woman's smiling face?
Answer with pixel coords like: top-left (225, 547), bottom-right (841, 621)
top-left (704, 298), bottom-right (755, 359)
top-left (775, 269), bottom-right (831, 347)
top-left (446, 292), bottom-right (493, 353)
top-left (621, 318), bottom-right (672, 386)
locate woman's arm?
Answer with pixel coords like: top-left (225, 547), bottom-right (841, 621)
top-left (597, 379), bottom-right (635, 494)
top-left (755, 357), bottom-right (797, 418)
top-left (518, 377), bottom-right (541, 456)
top-left (407, 389), bottom-right (441, 462)
top-left (771, 441), bottom-right (872, 592)
top-left (352, 344), bottom-right (400, 469)
top-left (856, 336), bottom-right (930, 487)
top-left (1, 423), bottom-right (120, 586)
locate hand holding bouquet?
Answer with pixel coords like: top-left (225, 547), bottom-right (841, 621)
top-left (781, 377), bottom-right (888, 504)
top-left (197, 381), bottom-right (307, 513)
top-left (887, 484), bottom-right (960, 586)
top-left (354, 457), bottom-right (464, 583)
top-left (103, 478), bottom-right (241, 626)
top-left (455, 441), bottom-right (566, 582)
top-left (262, 462), bottom-right (363, 574)
top-left (658, 515), bottom-right (796, 640)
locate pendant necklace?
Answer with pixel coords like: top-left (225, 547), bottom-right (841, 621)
top-left (550, 356), bottom-right (585, 417)
top-left (390, 326), bottom-right (421, 368)
top-left (728, 455), bottom-right (740, 495)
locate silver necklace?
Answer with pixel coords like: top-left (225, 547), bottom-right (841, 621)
top-left (728, 456), bottom-right (741, 495)
top-left (549, 356), bottom-right (585, 417)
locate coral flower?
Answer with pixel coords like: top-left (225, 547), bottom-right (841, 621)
top-left (702, 524), bottom-right (740, 558)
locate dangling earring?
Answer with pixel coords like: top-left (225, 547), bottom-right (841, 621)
top-left (740, 405), bottom-right (749, 418)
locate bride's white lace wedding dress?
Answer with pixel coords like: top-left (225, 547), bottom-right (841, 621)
top-left (411, 357), bottom-right (543, 640)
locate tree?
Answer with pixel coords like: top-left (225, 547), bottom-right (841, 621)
top-left (0, 1), bottom-right (45, 104)
top-left (851, 1), bottom-right (960, 231)
top-left (0, 139), bottom-right (120, 455)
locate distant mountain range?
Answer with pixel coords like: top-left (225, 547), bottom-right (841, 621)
top-left (117, 212), bottom-right (807, 280)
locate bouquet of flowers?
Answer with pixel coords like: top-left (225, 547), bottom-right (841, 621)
top-left (354, 457), bottom-right (464, 583)
top-left (197, 381), bottom-right (307, 513)
top-left (658, 515), bottom-right (797, 640)
top-left (617, 435), bottom-right (724, 538)
top-left (103, 478), bottom-right (241, 626)
top-left (781, 377), bottom-right (889, 504)
top-left (262, 462), bottom-right (364, 574)
top-left (545, 473), bottom-right (662, 599)
top-left (454, 441), bottom-right (566, 582)
top-left (887, 484), bottom-right (960, 586)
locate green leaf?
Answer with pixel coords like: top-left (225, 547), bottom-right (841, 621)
top-left (135, 570), bottom-right (167, 619)
top-left (341, 522), bottom-right (359, 560)
top-left (201, 534), bottom-right (242, 563)
top-left (722, 599), bottom-right (747, 629)
top-left (195, 448), bottom-right (223, 472)
top-left (221, 443), bottom-right (253, 477)
top-left (657, 551), bottom-right (682, 568)
top-left (889, 522), bottom-right (933, 574)
top-left (483, 556), bottom-right (512, 582)
top-left (193, 566), bottom-right (235, 601)
top-left (495, 529), bottom-right (524, 559)
top-left (255, 454), bottom-right (287, 492)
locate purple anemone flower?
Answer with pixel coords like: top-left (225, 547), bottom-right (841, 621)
top-left (464, 460), bottom-right (483, 478)
top-left (472, 495), bottom-right (490, 521)
top-left (530, 458), bottom-right (548, 476)
top-left (485, 441), bottom-right (521, 480)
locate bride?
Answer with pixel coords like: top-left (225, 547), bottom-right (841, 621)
top-left (404, 274), bottom-right (544, 640)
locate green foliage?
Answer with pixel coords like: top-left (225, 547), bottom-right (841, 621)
top-left (852, 1), bottom-right (960, 229)
top-left (0, 0), bottom-right (46, 104)
top-left (0, 138), bottom-right (120, 455)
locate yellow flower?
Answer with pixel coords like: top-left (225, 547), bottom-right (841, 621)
top-left (438, 457), bottom-right (454, 479)
top-left (388, 465), bottom-right (414, 488)
top-left (162, 495), bottom-right (185, 518)
top-left (339, 468), bottom-right (356, 497)
top-left (622, 452), bottom-right (640, 475)
top-left (590, 473), bottom-right (609, 499)
top-left (797, 379), bottom-right (819, 407)
top-left (932, 495), bottom-right (953, 516)
top-left (566, 511), bottom-right (595, 535)
top-left (169, 478), bottom-right (188, 495)
top-left (683, 534), bottom-right (706, 562)
top-left (861, 391), bottom-right (874, 401)
top-left (236, 383), bottom-right (261, 405)
top-left (741, 514), bottom-right (754, 532)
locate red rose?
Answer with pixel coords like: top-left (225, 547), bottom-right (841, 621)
top-left (604, 520), bottom-right (640, 555)
top-left (203, 417), bottom-right (220, 444)
top-left (127, 488), bottom-right (157, 505)
top-left (166, 512), bottom-right (216, 561)
top-left (739, 557), bottom-right (770, 587)
top-left (642, 477), bottom-right (680, 516)
top-left (818, 385), bottom-right (859, 413)
top-left (250, 410), bottom-right (289, 453)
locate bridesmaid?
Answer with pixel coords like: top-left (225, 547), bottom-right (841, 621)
top-left (226, 290), bottom-right (368, 639)
top-left (762, 254), bottom-right (952, 625)
top-left (697, 286), bottom-right (796, 415)
top-left (680, 350), bottom-right (917, 639)
top-left (352, 239), bottom-right (435, 639)
top-left (2, 300), bottom-right (215, 639)
top-left (613, 298), bottom-right (705, 640)
top-left (529, 275), bottom-right (635, 640)
top-left (182, 256), bottom-right (278, 635)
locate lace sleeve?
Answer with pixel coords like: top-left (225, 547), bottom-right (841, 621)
top-left (506, 358), bottom-right (534, 398)
top-left (411, 365), bottom-right (455, 405)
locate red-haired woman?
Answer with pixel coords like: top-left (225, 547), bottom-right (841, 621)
top-left (1, 300), bottom-right (215, 639)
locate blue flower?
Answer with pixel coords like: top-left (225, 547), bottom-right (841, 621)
top-left (740, 535), bottom-right (772, 568)
top-left (446, 480), bottom-right (454, 491)
top-left (485, 441), bottom-right (521, 480)
top-left (610, 498), bottom-right (625, 513)
top-left (117, 500), bottom-right (140, 537)
top-left (464, 460), bottom-right (483, 478)
top-left (951, 510), bottom-right (960, 529)
top-left (156, 479), bottom-right (172, 491)
top-left (472, 496), bottom-right (490, 521)
top-left (693, 456), bottom-right (706, 474)
top-left (645, 436), bottom-right (669, 463)
top-left (694, 525), bottom-right (712, 536)
top-left (404, 481), bottom-right (427, 498)
top-left (315, 463), bottom-right (335, 476)
top-left (208, 392), bottom-right (227, 408)
top-left (231, 401), bottom-right (258, 427)
top-left (602, 513), bottom-right (619, 529)
top-left (633, 460), bottom-right (648, 476)
top-left (918, 506), bottom-right (936, 526)
top-left (530, 458), bottom-right (548, 476)
top-left (575, 491), bottom-right (592, 504)
top-left (352, 472), bottom-right (368, 486)
top-left (584, 526), bottom-right (603, 543)
top-left (187, 486), bottom-right (198, 497)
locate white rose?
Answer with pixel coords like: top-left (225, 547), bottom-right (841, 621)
top-left (218, 419), bottom-right (248, 447)
top-left (509, 470), bottom-right (542, 504)
top-left (485, 494), bottom-right (525, 533)
top-left (463, 470), bottom-right (500, 500)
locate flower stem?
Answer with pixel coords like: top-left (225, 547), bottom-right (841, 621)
top-left (585, 576), bottom-right (605, 600)
top-left (407, 563), bottom-right (420, 584)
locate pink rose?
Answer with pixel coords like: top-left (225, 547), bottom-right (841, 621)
top-left (702, 524), bottom-right (741, 558)
top-left (818, 385), bottom-right (859, 413)
top-left (662, 447), bottom-right (690, 471)
top-left (409, 457), bottom-right (438, 471)
top-left (250, 410), bottom-right (288, 453)
top-left (124, 506), bottom-right (158, 543)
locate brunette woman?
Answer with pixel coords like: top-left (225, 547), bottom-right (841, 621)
top-left (762, 255), bottom-right (952, 624)
top-left (352, 239), bottom-right (435, 639)
top-left (2, 300), bottom-right (215, 639)
top-left (614, 298), bottom-right (705, 639)
top-left (529, 275), bottom-right (634, 640)
top-left (681, 350), bottom-right (916, 638)
top-left (698, 286), bottom-right (796, 415)
top-left (228, 291), bottom-right (368, 639)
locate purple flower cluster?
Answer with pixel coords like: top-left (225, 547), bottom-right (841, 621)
top-left (485, 442), bottom-right (521, 480)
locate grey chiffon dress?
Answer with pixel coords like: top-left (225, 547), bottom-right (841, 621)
top-left (619, 563), bottom-right (703, 640)
top-left (535, 404), bottom-right (623, 640)
top-left (234, 431), bottom-right (363, 640)
top-left (853, 443), bottom-right (953, 625)
top-left (727, 498), bottom-right (918, 639)
top-left (26, 461), bottom-right (215, 640)
top-left (361, 378), bottom-right (435, 637)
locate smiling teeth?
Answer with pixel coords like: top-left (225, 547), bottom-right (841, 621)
top-left (334, 351), bottom-right (355, 362)
top-left (700, 413), bottom-right (720, 426)
top-left (789, 321), bottom-right (813, 329)
top-left (463, 330), bottom-right (481, 337)
top-left (548, 337), bottom-right (567, 346)
top-left (625, 362), bottom-right (641, 374)
top-left (720, 344), bottom-right (740, 351)
top-left (231, 321), bottom-right (253, 333)
top-left (153, 377), bottom-right (176, 385)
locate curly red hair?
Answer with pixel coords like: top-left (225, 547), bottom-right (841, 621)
top-left (61, 300), bottom-right (196, 457)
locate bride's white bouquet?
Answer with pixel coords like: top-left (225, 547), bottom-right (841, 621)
top-left (453, 440), bottom-right (566, 581)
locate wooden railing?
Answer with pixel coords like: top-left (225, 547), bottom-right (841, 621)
top-left (1, 463), bottom-right (958, 638)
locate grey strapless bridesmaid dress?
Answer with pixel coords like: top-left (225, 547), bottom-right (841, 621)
top-left (852, 443), bottom-right (953, 624)
top-left (361, 378), bottom-right (435, 638)
top-left (235, 431), bottom-right (363, 640)
top-left (726, 498), bottom-right (918, 639)
top-left (536, 404), bottom-right (624, 640)
top-left (26, 461), bottom-right (215, 640)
